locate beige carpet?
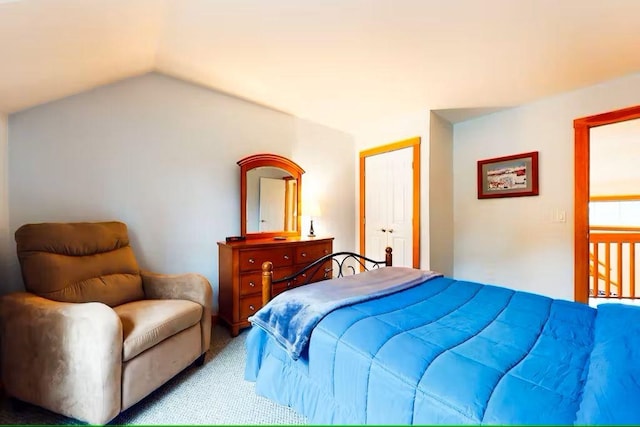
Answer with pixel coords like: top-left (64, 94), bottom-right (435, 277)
top-left (0, 325), bottom-right (307, 425)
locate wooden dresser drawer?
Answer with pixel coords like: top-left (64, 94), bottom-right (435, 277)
top-left (239, 294), bottom-right (262, 321)
top-left (295, 242), bottom-right (332, 265)
top-left (294, 260), bottom-right (333, 285)
top-left (239, 273), bottom-right (261, 296)
top-left (239, 247), bottom-right (294, 272)
top-left (239, 267), bottom-right (293, 296)
top-left (218, 236), bottom-right (334, 336)
top-left (273, 279), bottom-right (295, 297)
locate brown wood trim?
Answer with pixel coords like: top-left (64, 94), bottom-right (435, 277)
top-left (574, 104), bottom-right (640, 303)
top-left (359, 137), bottom-right (421, 268)
top-left (237, 153), bottom-right (305, 174)
top-left (359, 155), bottom-right (366, 265)
top-left (360, 136), bottom-right (421, 158)
top-left (631, 244), bottom-right (636, 299)
top-left (412, 141), bottom-right (421, 269)
top-left (590, 225), bottom-right (640, 232)
top-left (617, 242), bottom-right (623, 299)
top-left (591, 243), bottom-right (599, 297)
top-left (589, 232), bottom-right (640, 243)
top-left (574, 105), bottom-right (640, 128)
top-left (604, 244), bottom-right (611, 296)
top-left (283, 177), bottom-right (292, 231)
top-left (574, 122), bottom-right (590, 303)
top-left (590, 194), bottom-right (640, 201)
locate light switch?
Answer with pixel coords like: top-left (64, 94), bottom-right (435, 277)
top-left (552, 209), bottom-right (567, 223)
top-left (557, 210), bottom-right (566, 222)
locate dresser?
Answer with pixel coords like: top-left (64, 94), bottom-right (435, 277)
top-left (218, 236), bottom-right (334, 336)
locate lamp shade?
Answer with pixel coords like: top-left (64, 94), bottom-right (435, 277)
top-left (306, 199), bottom-right (322, 218)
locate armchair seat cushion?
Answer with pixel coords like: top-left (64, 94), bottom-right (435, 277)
top-left (114, 299), bottom-right (203, 362)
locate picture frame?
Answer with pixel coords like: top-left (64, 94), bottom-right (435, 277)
top-left (477, 151), bottom-right (539, 199)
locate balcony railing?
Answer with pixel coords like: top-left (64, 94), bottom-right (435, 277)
top-left (589, 226), bottom-right (640, 299)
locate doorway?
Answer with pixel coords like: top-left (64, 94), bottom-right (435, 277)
top-left (573, 105), bottom-right (640, 303)
top-left (258, 177), bottom-right (286, 232)
top-left (359, 137), bottom-right (420, 268)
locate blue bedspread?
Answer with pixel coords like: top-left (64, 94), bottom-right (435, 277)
top-left (249, 266), bottom-right (441, 359)
top-left (245, 273), bottom-right (640, 425)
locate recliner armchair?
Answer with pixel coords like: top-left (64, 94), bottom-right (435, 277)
top-left (0, 221), bottom-right (212, 424)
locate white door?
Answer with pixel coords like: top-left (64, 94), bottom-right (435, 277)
top-left (259, 177), bottom-right (285, 232)
top-left (365, 153), bottom-right (388, 262)
top-left (364, 147), bottom-right (414, 267)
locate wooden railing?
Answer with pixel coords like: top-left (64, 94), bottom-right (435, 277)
top-left (589, 226), bottom-right (640, 299)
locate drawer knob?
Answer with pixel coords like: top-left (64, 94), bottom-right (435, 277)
top-left (323, 249), bottom-right (329, 254)
top-left (283, 255), bottom-right (290, 260)
top-left (286, 282), bottom-right (292, 288)
top-left (249, 281), bottom-right (255, 287)
top-left (323, 272), bottom-right (329, 279)
top-left (301, 273), bottom-right (307, 278)
top-left (249, 304), bottom-right (256, 311)
top-left (248, 258), bottom-right (255, 264)
top-left (301, 252), bottom-right (307, 257)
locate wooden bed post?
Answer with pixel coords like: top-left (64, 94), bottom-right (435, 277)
top-left (385, 246), bottom-right (393, 266)
top-left (262, 261), bottom-right (273, 307)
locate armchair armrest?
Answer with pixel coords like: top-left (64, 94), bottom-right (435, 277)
top-left (0, 292), bottom-right (122, 425)
top-left (141, 271), bottom-right (212, 352)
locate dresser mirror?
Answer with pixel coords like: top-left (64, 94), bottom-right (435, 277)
top-left (238, 153), bottom-right (304, 239)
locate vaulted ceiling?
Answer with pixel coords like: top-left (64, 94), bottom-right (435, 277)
top-left (1, 0), bottom-right (639, 132)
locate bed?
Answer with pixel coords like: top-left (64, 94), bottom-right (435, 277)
top-left (244, 249), bottom-right (640, 425)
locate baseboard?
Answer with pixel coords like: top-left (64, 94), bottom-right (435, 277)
top-left (211, 314), bottom-right (219, 328)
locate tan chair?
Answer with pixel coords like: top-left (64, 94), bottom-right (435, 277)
top-left (0, 221), bottom-right (212, 424)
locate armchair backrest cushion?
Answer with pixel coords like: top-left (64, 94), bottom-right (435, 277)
top-left (15, 221), bottom-right (144, 306)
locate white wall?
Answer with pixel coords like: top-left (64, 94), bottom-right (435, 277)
top-left (453, 72), bottom-right (640, 301)
top-left (429, 112), bottom-right (453, 276)
top-left (0, 114), bottom-right (9, 291)
top-left (292, 119), bottom-right (356, 254)
top-left (352, 111), bottom-right (431, 267)
top-left (7, 72), bottom-right (355, 311)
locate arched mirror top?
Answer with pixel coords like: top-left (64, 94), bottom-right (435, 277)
top-left (238, 153), bottom-right (305, 239)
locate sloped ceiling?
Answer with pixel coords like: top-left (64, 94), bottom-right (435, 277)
top-left (1, 0), bottom-right (640, 132)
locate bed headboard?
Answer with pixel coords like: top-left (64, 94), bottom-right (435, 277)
top-left (261, 247), bottom-right (393, 306)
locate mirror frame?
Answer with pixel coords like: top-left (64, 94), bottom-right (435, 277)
top-left (238, 153), bottom-right (305, 239)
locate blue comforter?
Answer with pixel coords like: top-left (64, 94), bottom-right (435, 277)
top-left (249, 267), bottom-right (441, 360)
top-left (245, 274), bottom-right (640, 425)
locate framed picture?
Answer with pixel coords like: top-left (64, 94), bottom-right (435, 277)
top-left (477, 151), bottom-right (539, 199)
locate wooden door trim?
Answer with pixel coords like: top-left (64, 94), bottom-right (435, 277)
top-left (574, 105), bottom-right (640, 303)
top-left (359, 136), bottom-right (421, 268)
top-left (590, 194), bottom-right (640, 201)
